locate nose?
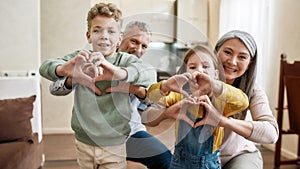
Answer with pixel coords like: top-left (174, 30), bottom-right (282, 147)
top-left (132, 45), bottom-right (143, 58)
top-left (197, 66), bottom-right (204, 73)
top-left (99, 30), bottom-right (108, 40)
top-left (228, 56), bottom-right (237, 66)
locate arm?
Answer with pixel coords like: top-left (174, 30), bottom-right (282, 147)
top-left (49, 77), bottom-right (73, 96)
top-left (220, 84), bottom-right (278, 144)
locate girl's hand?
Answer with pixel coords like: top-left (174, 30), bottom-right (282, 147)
top-left (164, 97), bottom-right (200, 127)
top-left (191, 72), bottom-right (213, 97)
top-left (161, 72), bottom-right (196, 98)
top-left (193, 95), bottom-right (223, 128)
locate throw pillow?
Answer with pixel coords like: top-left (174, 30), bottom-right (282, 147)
top-left (0, 95), bottom-right (36, 143)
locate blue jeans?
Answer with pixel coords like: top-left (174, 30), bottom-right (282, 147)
top-left (126, 131), bottom-right (172, 169)
top-left (169, 112), bottom-right (221, 169)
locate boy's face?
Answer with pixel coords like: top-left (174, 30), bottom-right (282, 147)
top-left (86, 15), bottom-right (122, 58)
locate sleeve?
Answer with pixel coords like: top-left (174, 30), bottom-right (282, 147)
top-left (120, 53), bottom-right (157, 88)
top-left (39, 51), bottom-right (79, 82)
top-left (213, 83), bottom-right (249, 117)
top-left (146, 81), bottom-right (182, 107)
top-left (247, 84), bottom-right (279, 144)
top-left (49, 77), bottom-right (73, 96)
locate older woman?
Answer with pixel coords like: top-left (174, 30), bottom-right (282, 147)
top-left (214, 30), bottom-right (279, 169)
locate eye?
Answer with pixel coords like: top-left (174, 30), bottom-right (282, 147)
top-left (188, 65), bottom-right (196, 70)
top-left (203, 65), bottom-right (210, 69)
top-left (142, 44), bottom-right (148, 49)
top-left (239, 55), bottom-right (248, 60)
top-left (130, 39), bottom-right (137, 45)
top-left (93, 29), bottom-right (100, 33)
top-left (224, 50), bottom-right (231, 55)
top-left (108, 29), bottom-right (116, 34)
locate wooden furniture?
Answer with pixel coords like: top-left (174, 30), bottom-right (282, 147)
top-left (274, 53), bottom-right (300, 168)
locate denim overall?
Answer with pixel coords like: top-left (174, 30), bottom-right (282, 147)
top-left (169, 111), bottom-right (221, 169)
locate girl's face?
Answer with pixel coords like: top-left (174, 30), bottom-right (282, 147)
top-left (217, 38), bottom-right (251, 84)
top-left (86, 15), bottom-right (122, 58)
top-left (186, 52), bottom-right (217, 91)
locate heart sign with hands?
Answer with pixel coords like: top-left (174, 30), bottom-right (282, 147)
top-left (57, 50), bottom-right (102, 95)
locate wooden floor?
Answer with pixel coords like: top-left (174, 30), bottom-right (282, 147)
top-left (41, 119), bottom-right (300, 169)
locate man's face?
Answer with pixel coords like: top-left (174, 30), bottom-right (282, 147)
top-left (118, 26), bottom-right (151, 58)
top-left (86, 15), bottom-right (122, 58)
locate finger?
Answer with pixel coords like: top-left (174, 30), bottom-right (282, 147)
top-left (193, 119), bottom-right (205, 128)
top-left (180, 90), bottom-right (191, 99)
top-left (180, 115), bottom-right (195, 127)
top-left (89, 52), bottom-right (104, 63)
top-left (91, 84), bottom-right (102, 96)
top-left (79, 50), bottom-right (91, 61)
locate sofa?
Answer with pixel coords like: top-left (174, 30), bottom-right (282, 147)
top-left (0, 95), bottom-right (43, 169)
top-left (0, 75), bottom-right (43, 169)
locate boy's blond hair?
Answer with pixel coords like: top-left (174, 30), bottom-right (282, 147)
top-left (87, 3), bottom-right (122, 32)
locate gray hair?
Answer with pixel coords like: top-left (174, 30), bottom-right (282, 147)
top-left (215, 30), bottom-right (257, 119)
top-left (123, 21), bottom-right (152, 36)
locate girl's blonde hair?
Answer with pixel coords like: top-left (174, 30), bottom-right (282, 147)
top-left (177, 44), bottom-right (225, 82)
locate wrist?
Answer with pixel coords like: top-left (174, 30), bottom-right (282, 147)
top-left (55, 65), bottom-right (65, 78)
top-left (160, 81), bottom-right (170, 96)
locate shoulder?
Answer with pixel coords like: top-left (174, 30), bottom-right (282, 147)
top-left (249, 82), bottom-right (270, 105)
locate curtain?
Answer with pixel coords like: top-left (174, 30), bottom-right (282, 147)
top-left (219, 0), bottom-right (270, 87)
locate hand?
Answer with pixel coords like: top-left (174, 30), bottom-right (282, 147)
top-left (193, 95), bottom-right (222, 128)
top-left (164, 97), bottom-right (201, 127)
top-left (191, 72), bottom-right (213, 97)
top-left (56, 50), bottom-right (90, 77)
top-left (105, 82), bottom-right (146, 99)
top-left (91, 52), bottom-right (127, 81)
top-left (105, 82), bottom-right (130, 93)
top-left (161, 72), bottom-right (196, 98)
top-left (56, 50), bottom-right (102, 95)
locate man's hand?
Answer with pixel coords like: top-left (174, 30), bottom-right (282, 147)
top-left (105, 82), bottom-right (146, 99)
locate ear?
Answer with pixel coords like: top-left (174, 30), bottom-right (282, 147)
top-left (86, 31), bottom-right (91, 44)
top-left (118, 33), bottom-right (123, 46)
top-left (214, 69), bottom-right (219, 79)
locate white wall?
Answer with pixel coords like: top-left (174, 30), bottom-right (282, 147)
top-left (40, 0), bottom-right (90, 133)
top-left (0, 0), bottom-right (40, 71)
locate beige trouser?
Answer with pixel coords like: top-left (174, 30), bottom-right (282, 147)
top-left (75, 139), bottom-right (127, 169)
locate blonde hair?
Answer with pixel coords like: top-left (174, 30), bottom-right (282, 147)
top-left (177, 44), bottom-right (225, 82)
top-left (87, 3), bottom-right (122, 32)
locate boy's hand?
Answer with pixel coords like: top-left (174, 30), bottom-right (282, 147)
top-left (56, 50), bottom-right (102, 95)
top-left (91, 52), bottom-right (127, 81)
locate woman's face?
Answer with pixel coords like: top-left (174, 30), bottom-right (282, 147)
top-left (217, 38), bottom-right (251, 84)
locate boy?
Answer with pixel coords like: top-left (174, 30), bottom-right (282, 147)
top-left (39, 3), bottom-right (155, 169)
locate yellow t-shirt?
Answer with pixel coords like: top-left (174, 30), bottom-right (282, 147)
top-left (147, 81), bottom-right (249, 152)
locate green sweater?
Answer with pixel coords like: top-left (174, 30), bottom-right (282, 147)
top-left (39, 51), bottom-right (156, 146)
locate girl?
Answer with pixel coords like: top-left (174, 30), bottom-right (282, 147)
top-left (147, 44), bottom-right (249, 168)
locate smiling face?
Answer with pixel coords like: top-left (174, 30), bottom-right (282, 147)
top-left (86, 15), bottom-right (122, 58)
top-left (118, 25), bottom-right (150, 58)
top-left (186, 51), bottom-right (217, 92)
top-left (216, 38), bottom-right (251, 84)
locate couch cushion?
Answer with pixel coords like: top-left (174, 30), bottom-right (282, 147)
top-left (0, 95), bottom-right (36, 143)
